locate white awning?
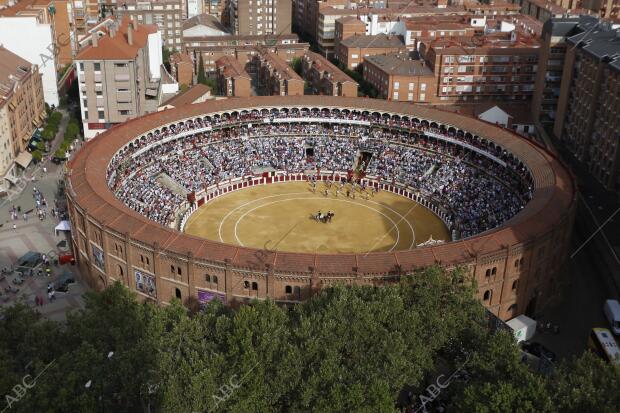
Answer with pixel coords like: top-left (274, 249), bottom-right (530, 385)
top-left (15, 151), bottom-right (33, 168)
top-left (54, 220), bottom-right (71, 236)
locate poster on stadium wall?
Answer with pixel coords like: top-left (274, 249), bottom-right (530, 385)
top-left (92, 245), bottom-right (105, 272)
top-left (197, 290), bottom-right (226, 305)
top-left (135, 270), bottom-right (157, 298)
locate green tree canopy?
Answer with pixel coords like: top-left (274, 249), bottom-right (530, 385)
top-left (1, 267), bottom-right (618, 413)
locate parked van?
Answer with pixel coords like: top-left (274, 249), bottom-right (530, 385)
top-left (603, 299), bottom-right (620, 335)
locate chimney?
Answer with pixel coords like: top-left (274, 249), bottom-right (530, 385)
top-left (92, 31), bottom-right (98, 47)
top-left (127, 23), bottom-right (134, 46)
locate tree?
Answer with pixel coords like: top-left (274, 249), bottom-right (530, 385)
top-left (549, 352), bottom-right (620, 412)
top-left (289, 57), bottom-right (302, 75)
top-left (2, 270), bottom-right (620, 412)
top-left (197, 54), bottom-right (207, 85)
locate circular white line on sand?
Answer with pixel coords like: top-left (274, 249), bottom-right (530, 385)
top-left (232, 197), bottom-right (402, 253)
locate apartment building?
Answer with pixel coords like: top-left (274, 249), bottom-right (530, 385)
top-left (114, 0), bottom-right (184, 50)
top-left (253, 51), bottom-right (304, 96)
top-left (169, 52), bottom-right (194, 86)
top-left (301, 51), bottom-right (358, 97)
top-left (334, 16), bottom-right (366, 50)
top-left (422, 34), bottom-right (540, 103)
top-left (225, 0), bottom-right (292, 36)
top-left (0, 46), bottom-right (45, 186)
top-left (0, 0), bottom-right (72, 65)
top-left (337, 34), bottom-right (407, 69)
top-left (404, 17), bottom-right (477, 50)
top-left (363, 53), bottom-right (436, 103)
top-left (580, 0), bottom-right (620, 18)
top-left (186, 0), bottom-right (225, 18)
top-left (554, 22), bottom-right (620, 192)
top-left (215, 55), bottom-right (252, 97)
top-left (532, 15), bottom-right (597, 128)
top-left (75, 17), bottom-right (176, 139)
top-left (182, 33), bottom-right (308, 74)
top-left (317, 5), bottom-right (471, 56)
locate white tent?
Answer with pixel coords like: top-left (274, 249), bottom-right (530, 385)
top-left (54, 220), bottom-right (71, 236)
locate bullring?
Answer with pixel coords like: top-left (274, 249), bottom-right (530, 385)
top-left (65, 96), bottom-right (576, 320)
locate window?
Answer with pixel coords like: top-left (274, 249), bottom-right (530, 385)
top-left (177, 267), bottom-right (182, 275)
top-left (244, 281), bottom-right (250, 289)
top-left (98, 110), bottom-right (105, 119)
top-left (393, 92), bottom-right (398, 100)
top-left (119, 110), bottom-right (130, 116)
top-left (485, 269), bottom-right (491, 278)
top-left (408, 82), bottom-right (414, 91)
top-left (251, 282), bottom-right (258, 291)
top-left (285, 285), bottom-right (292, 294)
top-left (175, 288), bottom-right (182, 299)
top-left (205, 274), bottom-right (211, 282)
top-left (483, 290), bottom-right (492, 302)
top-left (79, 63), bottom-right (84, 72)
top-left (94, 62), bottom-right (101, 71)
top-left (419, 93), bottom-right (425, 101)
top-left (512, 280), bottom-right (518, 291)
top-left (212, 275), bottom-right (218, 284)
top-left (393, 81), bottom-right (399, 90)
top-left (420, 83), bottom-right (427, 91)
top-left (491, 267), bottom-right (497, 275)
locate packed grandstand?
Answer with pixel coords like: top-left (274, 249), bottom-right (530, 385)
top-left (105, 107), bottom-right (534, 240)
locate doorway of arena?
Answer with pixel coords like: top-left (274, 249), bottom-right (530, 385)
top-left (184, 181), bottom-right (450, 254)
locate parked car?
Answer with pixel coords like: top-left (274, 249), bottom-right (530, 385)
top-left (54, 271), bottom-right (75, 292)
top-left (521, 342), bottom-right (556, 362)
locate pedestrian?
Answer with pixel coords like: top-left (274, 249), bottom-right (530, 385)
top-left (43, 166), bottom-right (47, 174)
top-left (12, 223), bottom-right (16, 230)
top-left (50, 290), bottom-right (55, 301)
top-left (23, 213), bottom-right (27, 221)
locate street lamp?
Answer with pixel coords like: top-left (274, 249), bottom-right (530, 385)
top-left (84, 351), bottom-right (114, 413)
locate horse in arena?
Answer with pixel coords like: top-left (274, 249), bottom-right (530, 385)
top-left (313, 211), bottom-right (334, 223)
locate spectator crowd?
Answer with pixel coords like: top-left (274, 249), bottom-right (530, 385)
top-left (106, 109), bottom-right (532, 238)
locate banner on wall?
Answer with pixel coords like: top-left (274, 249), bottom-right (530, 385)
top-left (135, 270), bottom-right (157, 298)
top-left (197, 290), bottom-right (226, 305)
top-left (92, 245), bottom-right (105, 271)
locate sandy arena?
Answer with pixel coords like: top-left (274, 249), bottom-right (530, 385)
top-left (184, 182), bottom-right (450, 254)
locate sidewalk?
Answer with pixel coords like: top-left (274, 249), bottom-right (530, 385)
top-left (0, 108), bottom-right (87, 321)
top-left (1, 108), bottom-right (70, 204)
